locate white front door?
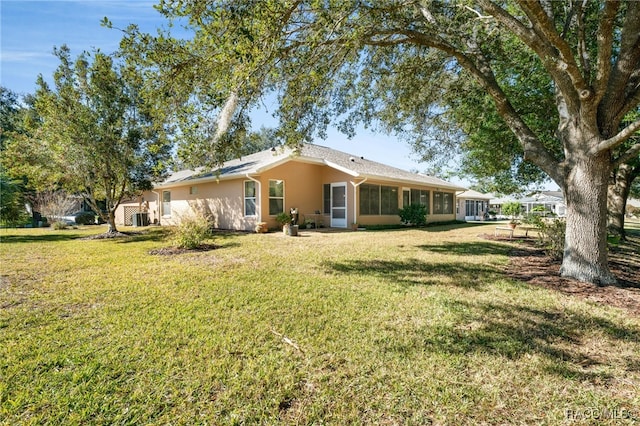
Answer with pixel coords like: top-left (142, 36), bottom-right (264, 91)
top-left (330, 183), bottom-right (347, 228)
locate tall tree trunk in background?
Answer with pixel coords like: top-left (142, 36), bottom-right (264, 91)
top-left (607, 163), bottom-right (635, 240)
top-left (561, 151), bottom-right (617, 285)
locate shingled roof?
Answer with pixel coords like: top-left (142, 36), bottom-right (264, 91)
top-left (158, 143), bottom-right (465, 191)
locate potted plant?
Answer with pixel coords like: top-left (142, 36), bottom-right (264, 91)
top-left (502, 201), bottom-right (522, 228)
top-left (275, 212), bottom-right (293, 235)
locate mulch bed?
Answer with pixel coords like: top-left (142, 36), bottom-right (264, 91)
top-left (483, 234), bottom-right (640, 316)
top-left (148, 244), bottom-right (219, 256)
top-left (81, 231), bottom-right (141, 240)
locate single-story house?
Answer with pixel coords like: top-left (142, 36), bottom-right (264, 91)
top-left (490, 190), bottom-right (567, 218)
top-left (115, 143), bottom-right (466, 231)
top-left (625, 198), bottom-right (639, 217)
top-left (455, 189), bottom-right (493, 221)
top-left (519, 191), bottom-right (566, 217)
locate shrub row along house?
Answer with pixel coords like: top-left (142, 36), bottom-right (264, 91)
top-left (116, 144), bottom-right (465, 231)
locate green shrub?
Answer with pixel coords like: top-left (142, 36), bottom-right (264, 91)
top-left (173, 212), bottom-right (212, 249)
top-left (275, 212), bottom-right (292, 227)
top-left (0, 176), bottom-right (29, 227)
top-left (398, 204), bottom-right (428, 227)
top-left (520, 213), bottom-right (538, 226)
top-left (526, 215), bottom-right (566, 260)
top-left (502, 201), bottom-right (522, 221)
top-left (52, 220), bottom-right (69, 230)
top-left (538, 218), bottom-right (566, 260)
top-left (74, 211), bottom-right (95, 225)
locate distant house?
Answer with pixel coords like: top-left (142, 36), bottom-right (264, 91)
top-left (455, 189), bottom-right (492, 221)
top-left (490, 190), bottom-right (567, 218)
top-left (115, 143), bottom-right (465, 231)
top-left (626, 198), bottom-right (640, 217)
top-left (520, 191), bottom-right (566, 217)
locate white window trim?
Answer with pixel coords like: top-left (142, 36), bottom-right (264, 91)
top-left (162, 190), bottom-right (171, 217)
top-left (244, 180), bottom-right (258, 217)
top-left (268, 179), bottom-right (285, 216)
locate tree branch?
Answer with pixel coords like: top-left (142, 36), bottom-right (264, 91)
top-left (517, 0), bottom-right (590, 99)
top-left (560, 0), bottom-right (577, 39)
top-left (475, 0), bottom-right (580, 112)
top-left (593, 0), bottom-right (619, 102)
top-left (384, 28), bottom-right (565, 185)
top-left (590, 119), bottom-right (640, 155)
top-left (614, 142), bottom-right (640, 167)
top-left (599, 1), bottom-right (640, 127)
top-left (620, 77), bottom-right (640, 120)
top-left (576, 0), bottom-right (591, 80)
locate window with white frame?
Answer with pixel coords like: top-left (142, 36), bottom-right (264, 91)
top-left (465, 200), bottom-right (487, 217)
top-left (244, 181), bottom-right (257, 216)
top-left (269, 180), bottom-right (284, 215)
top-left (162, 191), bottom-right (171, 216)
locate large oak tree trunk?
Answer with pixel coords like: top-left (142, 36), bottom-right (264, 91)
top-left (106, 210), bottom-right (118, 234)
top-left (560, 152), bottom-right (617, 285)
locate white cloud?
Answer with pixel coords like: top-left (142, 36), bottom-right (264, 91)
top-left (0, 51), bottom-right (51, 63)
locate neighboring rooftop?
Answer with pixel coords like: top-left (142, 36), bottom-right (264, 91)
top-left (457, 189), bottom-right (493, 200)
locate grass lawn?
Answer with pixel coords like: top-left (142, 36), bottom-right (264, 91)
top-left (1, 223), bottom-right (638, 424)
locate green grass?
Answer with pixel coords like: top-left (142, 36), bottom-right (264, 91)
top-left (1, 224), bottom-right (638, 424)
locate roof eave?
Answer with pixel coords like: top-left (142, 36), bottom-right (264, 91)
top-left (358, 173), bottom-right (466, 191)
top-left (155, 172), bottom-right (241, 189)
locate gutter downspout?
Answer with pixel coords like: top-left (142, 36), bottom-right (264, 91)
top-left (350, 178), bottom-right (368, 226)
top-left (245, 174), bottom-right (262, 224)
top-left (152, 190), bottom-right (162, 225)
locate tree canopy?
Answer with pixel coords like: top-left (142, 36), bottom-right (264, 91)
top-left (8, 46), bottom-right (173, 233)
top-left (120, 0), bottom-right (640, 284)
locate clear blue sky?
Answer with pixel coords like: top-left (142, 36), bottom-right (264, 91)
top-left (1, 0), bottom-right (470, 185)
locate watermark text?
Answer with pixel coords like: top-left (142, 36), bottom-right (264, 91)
top-left (565, 407), bottom-right (637, 421)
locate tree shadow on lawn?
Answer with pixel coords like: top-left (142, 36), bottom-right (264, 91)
top-left (416, 240), bottom-right (512, 256)
top-left (116, 228), bottom-right (248, 245)
top-left (115, 228), bottom-right (172, 244)
top-left (367, 222), bottom-right (491, 233)
top-left (324, 257), bottom-right (502, 290)
top-left (0, 232), bottom-right (84, 244)
top-left (380, 298), bottom-right (640, 382)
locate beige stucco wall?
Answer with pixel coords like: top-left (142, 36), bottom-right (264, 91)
top-left (115, 192), bottom-right (159, 226)
top-left (158, 180), bottom-right (259, 231)
top-left (259, 161), bottom-right (328, 228)
top-left (114, 159), bottom-right (457, 230)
